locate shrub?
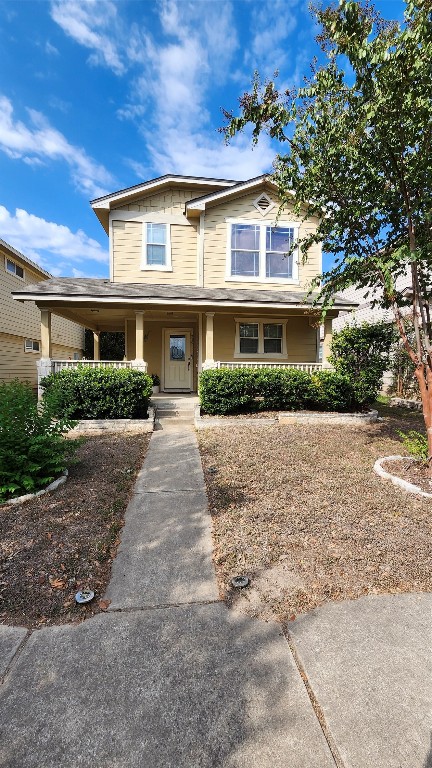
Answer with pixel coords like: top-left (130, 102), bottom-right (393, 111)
top-left (42, 366), bottom-right (153, 420)
top-left (308, 370), bottom-right (356, 412)
top-left (0, 381), bottom-right (77, 503)
top-left (398, 430), bottom-right (429, 463)
top-left (254, 368), bottom-right (313, 411)
top-left (199, 368), bottom-right (258, 415)
top-left (199, 367), bottom-right (358, 415)
top-left (329, 322), bottom-right (394, 406)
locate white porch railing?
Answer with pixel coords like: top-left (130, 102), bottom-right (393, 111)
top-left (51, 359), bottom-right (136, 374)
top-left (215, 361), bottom-right (323, 374)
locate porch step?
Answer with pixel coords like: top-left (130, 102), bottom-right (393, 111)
top-left (151, 397), bottom-right (197, 423)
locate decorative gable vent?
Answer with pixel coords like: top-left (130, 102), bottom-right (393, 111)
top-left (253, 193), bottom-right (275, 216)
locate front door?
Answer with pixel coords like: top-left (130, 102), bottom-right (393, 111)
top-left (163, 329), bottom-right (193, 391)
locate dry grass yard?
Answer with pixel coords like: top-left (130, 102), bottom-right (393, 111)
top-left (198, 405), bottom-right (432, 623)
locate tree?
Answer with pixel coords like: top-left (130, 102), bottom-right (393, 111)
top-left (84, 329), bottom-right (125, 360)
top-left (223, 0), bottom-right (432, 470)
top-left (329, 322), bottom-right (395, 406)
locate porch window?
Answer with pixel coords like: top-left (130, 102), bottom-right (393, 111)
top-left (235, 318), bottom-right (287, 357)
top-left (142, 223), bottom-right (172, 270)
top-left (263, 324), bottom-right (283, 353)
top-left (227, 221), bottom-right (298, 283)
top-left (239, 323), bottom-right (259, 353)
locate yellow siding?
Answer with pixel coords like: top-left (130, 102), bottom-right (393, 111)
top-left (203, 190), bottom-right (321, 291)
top-left (0, 333), bottom-right (83, 387)
top-left (0, 249), bottom-right (84, 356)
top-left (112, 219), bottom-right (198, 285)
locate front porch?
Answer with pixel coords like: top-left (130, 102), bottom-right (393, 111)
top-left (11, 278), bottom-right (345, 396)
top-left (35, 307), bottom-right (331, 396)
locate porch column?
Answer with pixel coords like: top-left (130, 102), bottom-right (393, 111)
top-left (132, 310), bottom-right (148, 372)
top-left (322, 318), bottom-right (333, 368)
top-left (93, 331), bottom-right (100, 361)
top-left (203, 312), bottom-right (216, 370)
top-left (40, 309), bottom-right (52, 359)
top-left (37, 309), bottom-right (53, 399)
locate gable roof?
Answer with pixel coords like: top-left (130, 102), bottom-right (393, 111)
top-left (0, 237), bottom-right (51, 279)
top-left (91, 174), bottom-right (239, 232)
top-left (185, 174), bottom-right (284, 215)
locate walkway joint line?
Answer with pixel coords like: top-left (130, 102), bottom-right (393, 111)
top-left (106, 598), bottom-right (222, 614)
top-left (283, 626), bottom-right (346, 768)
top-left (0, 630), bottom-right (31, 686)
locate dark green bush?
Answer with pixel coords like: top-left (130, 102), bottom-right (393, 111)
top-left (254, 368), bottom-right (313, 410)
top-left (329, 322), bottom-right (394, 406)
top-left (308, 370), bottom-right (356, 412)
top-left (199, 367), bottom-right (359, 415)
top-left (199, 368), bottom-right (258, 415)
top-left (41, 366), bottom-right (153, 419)
top-left (0, 380), bottom-right (77, 503)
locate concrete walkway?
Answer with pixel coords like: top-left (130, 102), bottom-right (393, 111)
top-left (0, 415), bottom-right (431, 767)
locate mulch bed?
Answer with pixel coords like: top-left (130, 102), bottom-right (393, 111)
top-left (381, 457), bottom-right (432, 494)
top-left (0, 434), bottom-right (150, 629)
top-left (198, 404), bottom-right (432, 624)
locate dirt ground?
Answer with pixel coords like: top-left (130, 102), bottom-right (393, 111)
top-left (0, 434), bottom-right (150, 629)
top-left (198, 405), bottom-right (432, 623)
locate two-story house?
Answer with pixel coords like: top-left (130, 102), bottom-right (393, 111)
top-left (0, 237), bottom-right (84, 388)
top-left (12, 175), bottom-right (355, 394)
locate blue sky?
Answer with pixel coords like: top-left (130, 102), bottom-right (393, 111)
top-left (0, 0), bottom-right (406, 278)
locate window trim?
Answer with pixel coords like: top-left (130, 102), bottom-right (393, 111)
top-left (226, 219), bottom-right (299, 284)
top-left (24, 339), bottom-right (40, 353)
top-left (5, 257), bottom-right (25, 280)
top-left (234, 317), bottom-right (288, 358)
top-left (141, 222), bottom-right (172, 272)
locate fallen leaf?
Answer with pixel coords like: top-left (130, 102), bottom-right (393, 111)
top-left (98, 599), bottom-right (111, 611)
top-left (49, 577), bottom-right (66, 589)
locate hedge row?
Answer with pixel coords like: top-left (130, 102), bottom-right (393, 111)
top-left (41, 367), bottom-right (153, 419)
top-left (199, 368), bottom-right (362, 415)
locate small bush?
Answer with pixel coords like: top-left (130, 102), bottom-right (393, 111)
top-left (398, 430), bottom-right (429, 463)
top-left (42, 367), bottom-right (153, 419)
top-left (0, 381), bottom-right (77, 503)
top-left (199, 367), bottom-right (358, 415)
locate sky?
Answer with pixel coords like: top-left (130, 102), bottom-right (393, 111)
top-left (0, 0), bottom-right (406, 279)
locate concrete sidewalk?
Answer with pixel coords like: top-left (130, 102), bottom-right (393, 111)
top-left (0, 419), bottom-right (431, 767)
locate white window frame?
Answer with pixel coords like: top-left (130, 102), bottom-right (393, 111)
top-left (24, 339), bottom-right (40, 353)
top-left (234, 317), bottom-right (288, 358)
top-left (226, 219), bottom-right (299, 284)
top-left (5, 257), bottom-right (25, 280)
top-left (141, 222), bottom-right (172, 271)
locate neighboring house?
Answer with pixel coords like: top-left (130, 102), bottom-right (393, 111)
top-left (12, 175), bottom-right (355, 394)
top-left (0, 238), bottom-right (84, 388)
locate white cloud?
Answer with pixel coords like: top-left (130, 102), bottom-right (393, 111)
top-left (45, 40), bottom-right (59, 56)
top-left (50, 0), bottom-right (125, 74)
top-left (0, 95), bottom-right (115, 197)
top-left (129, 1), bottom-right (274, 178)
top-left (124, 158), bottom-right (151, 180)
top-left (0, 206), bottom-right (108, 275)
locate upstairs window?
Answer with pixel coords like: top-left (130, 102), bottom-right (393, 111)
top-left (142, 223), bottom-right (171, 270)
top-left (5, 258), bottom-right (24, 279)
top-left (227, 222), bottom-right (297, 282)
